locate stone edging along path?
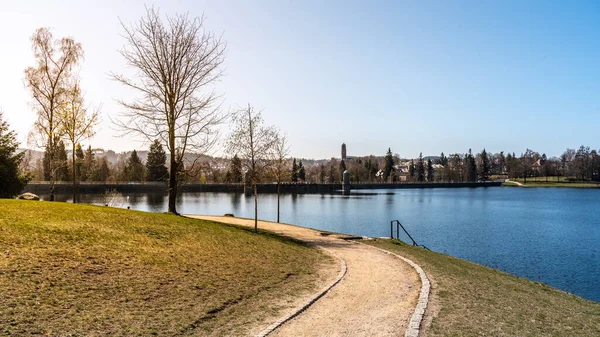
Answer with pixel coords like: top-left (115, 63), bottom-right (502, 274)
top-left (261, 242), bottom-right (430, 337)
top-left (256, 247), bottom-right (348, 337)
top-left (185, 215), bottom-right (427, 337)
top-left (366, 244), bottom-right (431, 337)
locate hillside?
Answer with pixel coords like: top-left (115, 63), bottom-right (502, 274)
top-left (0, 200), bottom-right (331, 336)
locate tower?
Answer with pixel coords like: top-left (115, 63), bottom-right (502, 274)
top-left (341, 143), bottom-right (347, 160)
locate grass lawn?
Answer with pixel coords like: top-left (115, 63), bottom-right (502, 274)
top-left (502, 176), bottom-right (600, 188)
top-left (0, 200), bottom-right (330, 336)
top-left (366, 239), bottom-right (600, 337)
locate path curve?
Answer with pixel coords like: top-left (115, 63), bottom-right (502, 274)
top-left (505, 179), bottom-right (525, 186)
top-left (186, 216), bottom-right (421, 337)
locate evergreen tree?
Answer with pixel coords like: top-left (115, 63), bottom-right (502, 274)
top-left (0, 113), bottom-right (30, 197)
top-left (364, 158), bottom-right (372, 182)
top-left (126, 150), bottom-right (145, 181)
top-left (328, 165), bottom-right (335, 183)
top-left (291, 158), bottom-right (298, 182)
top-left (75, 144), bottom-right (84, 181)
top-left (81, 146), bottom-right (95, 181)
top-left (56, 140), bottom-right (69, 181)
top-left (479, 148), bottom-right (490, 181)
top-left (408, 159), bottom-right (416, 180)
top-left (230, 154), bottom-right (243, 183)
top-left (440, 152), bottom-right (448, 166)
top-left (466, 149), bottom-right (477, 182)
top-left (506, 153), bottom-right (515, 178)
top-left (92, 157), bottom-right (110, 182)
top-left (42, 136), bottom-right (60, 181)
top-left (339, 159), bottom-right (346, 182)
top-left (224, 170), bottom-right (232, 183)
top-left (427, 158), bottom-right (435, 182)
top-left (383, 148), bottom-right (394, 182)
top-left (298, 160), bottom-right (306, 181)
top-left (146, 139), bottom-right (168, 181)
top-left (498, 151), bottom-right (506, 175)
top-left (42, 140), bottom-right (51, 180)
top-left (439, 152), bottom-right (448, 181)
top-left (417, 153), bottom-right (425, 182)
top-left (319, 164), bottom-right (325, 183)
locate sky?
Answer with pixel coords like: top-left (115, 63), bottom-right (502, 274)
top-left (0, 0), bottom-right (599, 159)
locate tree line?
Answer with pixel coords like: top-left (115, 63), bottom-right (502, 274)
top-left (25, 139), bottom-right (170, 184)
top-left (19, 144), bottom-right (600, 186)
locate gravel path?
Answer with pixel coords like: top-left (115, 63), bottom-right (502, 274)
top-left (186, 216), bottom-right (420, 337)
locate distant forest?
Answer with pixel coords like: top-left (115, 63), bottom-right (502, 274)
top-left (22, 144), bottom-right (600, 184)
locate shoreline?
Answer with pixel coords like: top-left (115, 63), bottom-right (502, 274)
top-left (503, 180), bottom-right (600, 188)
top-left (366, 239), bottom-right (600, 336)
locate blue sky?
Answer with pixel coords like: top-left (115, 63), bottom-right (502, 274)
top-left (0, 0), bottom-right (598, 159)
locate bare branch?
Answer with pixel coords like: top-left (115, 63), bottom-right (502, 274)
top-left (113, 7), bottom-right (226, 213)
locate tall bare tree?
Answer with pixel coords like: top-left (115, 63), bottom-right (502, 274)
top-left (113, 7), bottom-right (225, 214)
top-left (269, 132), bottom-right (290, 223)
top-left (226, 105), bottom-right (277, 232)
top-left (59, 81), bottom-right (100, 202)
top-left (24, 27), bottom-right (83, 200)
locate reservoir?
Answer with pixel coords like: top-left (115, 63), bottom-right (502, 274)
top-left (49, 187), bottom-right (600, 302)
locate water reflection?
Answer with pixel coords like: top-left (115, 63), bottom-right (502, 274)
top-left (230, 193), bottom-right (242, 210)
top-left (147, 193), bottom-right (167, 212)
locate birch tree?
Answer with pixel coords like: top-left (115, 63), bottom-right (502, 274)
top-left (59, 81), bottom-right (100, 202)
top-left (269, 132), bottom-right (290, 223)
top-left (24, 27), bottom-right (83, 200)
top-left (226, 105), bottom-right (277, 232)
top-left (113, 7), bottom-right (225, 214)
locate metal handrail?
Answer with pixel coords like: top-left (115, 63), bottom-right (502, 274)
top-left (390, 220), bottom-right (430, 250)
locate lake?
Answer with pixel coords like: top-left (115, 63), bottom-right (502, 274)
top-left (48, 187), bottom-right (600, 303)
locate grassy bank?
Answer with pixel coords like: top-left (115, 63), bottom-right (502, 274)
top-left (366, 239), bottom-right (600, 336)
top-left (503, 177), bottom-right (600, 188)
top-left (0, 200), bottom-right (330, 336)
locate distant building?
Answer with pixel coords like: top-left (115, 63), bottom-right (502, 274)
top-left (341, 143), bottom-right (347, 160)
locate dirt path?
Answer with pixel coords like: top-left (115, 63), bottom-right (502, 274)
top-left (505, 179), bottom-right (525, 186)
top-left (186, 216), bottom-right (420, 337)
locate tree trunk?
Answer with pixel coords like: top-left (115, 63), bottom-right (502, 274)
top-left (254, 183), bottom-right (258, 233)
top-left (72, 144), bottom-right (77, 203)
top-left (168, 141), bottom-right (178, 214)
top-left (277, 181), bottom-right (280, 223)
top-left (49, 137), bottom-right (55, 202)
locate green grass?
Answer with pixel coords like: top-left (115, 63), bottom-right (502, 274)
top-left (366, 239), bottom-right (600, 337)
top-left (0, 200), bottom-right (330, 336)
top-left (503, 177), bottom-right (600, 188)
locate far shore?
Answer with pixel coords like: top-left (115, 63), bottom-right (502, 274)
top-left (503, 179), bottom-right (600, 188)
top-left (21, 181), bottom-right (503, 195)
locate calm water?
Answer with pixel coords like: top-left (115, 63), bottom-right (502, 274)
top-left (49, 187), bottom-right (600, 302)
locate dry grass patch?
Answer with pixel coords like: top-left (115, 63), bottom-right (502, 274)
top-left (366, 239), bottom-right (600, 337)
top-left (0, 200), bottom-right (330, 336)
top-left (504, 177), bottom-right (600, 188)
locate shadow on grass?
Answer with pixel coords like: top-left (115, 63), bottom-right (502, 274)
top-left (190, 217), bottom-right (312, 248)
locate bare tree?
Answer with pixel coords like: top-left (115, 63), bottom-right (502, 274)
top-left (113, 7), bottom-right (225, 214)
top-left (269, 132), bottom-right (290, 223)
top-left (59, 81), bottom-right (100, 202)
top-left (24, 27), bottom-right (83, 201)
top-left (226, 105), bottom-right (277, 232)
top-left (520, 149), bottom-right (538, 184)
